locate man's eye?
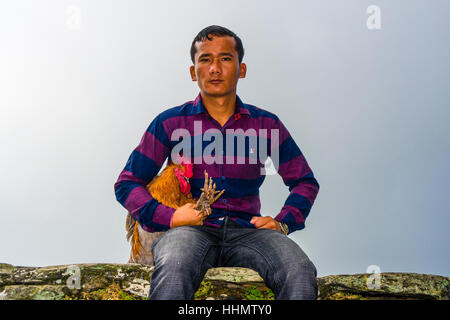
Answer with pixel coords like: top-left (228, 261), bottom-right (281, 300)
top-left (222, 57), bottom-right (231, 61)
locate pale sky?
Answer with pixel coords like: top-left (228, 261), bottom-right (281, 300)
top-left (0, 0), bottom-right (449, 278)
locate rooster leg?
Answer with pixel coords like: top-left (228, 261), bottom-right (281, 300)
top-left (194, 170), bottom-right (227, 221)
top-left (203, 171), bottom-right (209, 188)
top-left (213, 189), bottom-right (225, 202)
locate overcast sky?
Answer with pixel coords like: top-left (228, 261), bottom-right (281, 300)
top-left (0, 0), bottom-right (449, 278)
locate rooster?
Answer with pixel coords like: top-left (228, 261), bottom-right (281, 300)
top-left (126, 158), bottom-right (224, 265)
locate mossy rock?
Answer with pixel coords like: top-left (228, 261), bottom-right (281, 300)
top-left (317, 273), bottom-right (450, 300)
top-left (1, 263), bottom-right (448, 300)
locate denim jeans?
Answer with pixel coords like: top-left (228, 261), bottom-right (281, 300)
top-left (148, 216), bottom-right (318, 300)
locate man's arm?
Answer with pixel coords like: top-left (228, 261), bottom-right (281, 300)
top-left (252, 118), bottom-right (319, 235)
top-left (114, 115), bottom-right (176, 232)
top-left (273, 118), bottom-right (319, 234)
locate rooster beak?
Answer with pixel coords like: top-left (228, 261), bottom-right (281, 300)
top-left (183, 176), bottom-right (189, 183)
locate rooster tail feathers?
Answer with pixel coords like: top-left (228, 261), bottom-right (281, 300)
top-left (125, 213), bottom-right (136, 242)
top-left (126, 213), bottom-right (145, 261)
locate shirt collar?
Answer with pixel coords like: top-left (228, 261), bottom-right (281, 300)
top-left (191, 92), bottom-right (250, 116)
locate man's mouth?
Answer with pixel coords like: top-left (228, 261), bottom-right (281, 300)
top-left (209, 79), bottom-right (223, 84)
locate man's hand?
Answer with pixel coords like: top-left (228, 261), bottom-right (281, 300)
top-left (250, 216), bottom-right (282, 232)
top-left (171, 203), bottom-right (203, 228)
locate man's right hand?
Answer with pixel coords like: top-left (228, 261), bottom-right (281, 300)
top-left (171, 203), bottom-right (203, 228)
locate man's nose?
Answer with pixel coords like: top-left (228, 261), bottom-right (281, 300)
top-left (209, 59), bottom-right (222, 74)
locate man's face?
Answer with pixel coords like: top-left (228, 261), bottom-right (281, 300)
top-left (190, 35), bottom-right (246, 98)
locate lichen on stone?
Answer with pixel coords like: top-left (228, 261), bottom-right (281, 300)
top-left (1, 263), bottom-right (448, 300)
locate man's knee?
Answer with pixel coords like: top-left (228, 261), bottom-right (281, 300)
top-left (272, 258), bottom-right (318, 299)
top-left (259, 232), bottom-right (318, 299)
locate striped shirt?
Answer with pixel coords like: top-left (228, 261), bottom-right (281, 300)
top-left (114, 93), bottom-right (319, 234)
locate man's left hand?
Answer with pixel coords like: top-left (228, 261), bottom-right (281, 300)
top-left (250, 216), bottom-right (282, 232)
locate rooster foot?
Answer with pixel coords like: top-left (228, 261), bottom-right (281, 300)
top-left (195, 170), bottom-right (225, 221)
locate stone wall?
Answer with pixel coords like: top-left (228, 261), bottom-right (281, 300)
top-left (0, 263), bottom-right (448, 300)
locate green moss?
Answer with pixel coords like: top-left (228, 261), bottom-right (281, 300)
top-left (266, 289), bottom-right (275, 300)
top-left (33, 288), bottom-right (65, 300)
top-left (194, 281), bottom-right (213, 300)
top-left (0, 263), bottom-right (14, 274)
top-left (326, 291), bottom-right (367, 300)
top-left (244, 285), bottom-right (274, 300)
top-left (119, 290), bottom-right (138, 300)
top-left (80, 282), bottom-right (140, 300)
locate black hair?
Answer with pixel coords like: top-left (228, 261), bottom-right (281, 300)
top-left (190, 25), bottom-right (244, 64)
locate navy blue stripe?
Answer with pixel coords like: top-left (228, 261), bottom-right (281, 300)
top-left (157, 101), bottom-right (279, 123)
top-left (278, 137), bottom-right (302, 165)
top-left (245, 104), bottom-right (279, 121)
top-left (169, 134), bottom-right (271, 161)
top-left (209, 209), bottom-right (260, 220)
top-left (147, 115), bottom-right (170, 148)
top-left (282, 211), bottom-right (305, 233)
top-left (115, 181), bottom-right (140, 207)
top-left (189, 176), bottom-right (264, 199)
top-left (124, 150), bottom-right (160, 183)
top-left (285, 172), bottom-right (320, 191)
top-left (137, 200), bottom-right (170, 232)
top-left (158, 104), bottom-right (192, 121)
top-left (285, 193), bottom-right (312, 219)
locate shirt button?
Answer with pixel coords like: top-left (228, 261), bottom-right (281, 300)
top-left (221, 176), bottom-right (225, 180)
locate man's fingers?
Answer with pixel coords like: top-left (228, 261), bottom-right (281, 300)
top-left (259, 221), bottom-right (275, 230)
top-left (251, 217), bottom-right (268, 228)
top-left (250, 217), bottom-right (261, 227)
top-left (251, 217), bottom-right (277, 230)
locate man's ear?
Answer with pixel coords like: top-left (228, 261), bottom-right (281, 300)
top-left (190, 65), bottom-right (197, 81)
top-left (239, 62), bottom-right (247, 79)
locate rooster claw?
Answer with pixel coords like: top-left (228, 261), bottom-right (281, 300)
top-left (194, 171), bottom-right (226, 220)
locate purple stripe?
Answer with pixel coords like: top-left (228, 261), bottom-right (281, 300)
top-left (276, 120), bottom-right (292, 145)
top-left (276, 205), bottom-right (305, 224)
top-left (125, 186), bottom-right (175, 231)
top-left (191, 157), bottom-right (264, 180)
top-left (191, 157), bottom-right (220, 178)
top-left (211, 194), bottom-right (261, 214)
top-left (163, 115), bottom-right (228, 134)
top-left (125, 186), bottom-right (152, 215)
top-left (277, 155), bottom-right (312, 183)
top-left (223, 161), bottom-right (263, 180)
top-left (290, 183), bottom-right (319, 206)
top-left (151, 204), bottom-right (176, 228)
top-left (136, 131), bottom-right (169, 167)
top-left (116, 170), bottom-right (147, 186)
top-left (163, 115), bottom-right (290, 144)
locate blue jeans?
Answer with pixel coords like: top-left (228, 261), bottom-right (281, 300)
top-left (149, 216), bottom-right (318, 300)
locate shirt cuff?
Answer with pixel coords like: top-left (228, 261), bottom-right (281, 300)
top-left (274, 214), bottom-right (292, 235)
top-left (153, 203), bottom-right (176, 230)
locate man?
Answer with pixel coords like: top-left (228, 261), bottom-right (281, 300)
top-left (114, 25), bottom-right (320, 300)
